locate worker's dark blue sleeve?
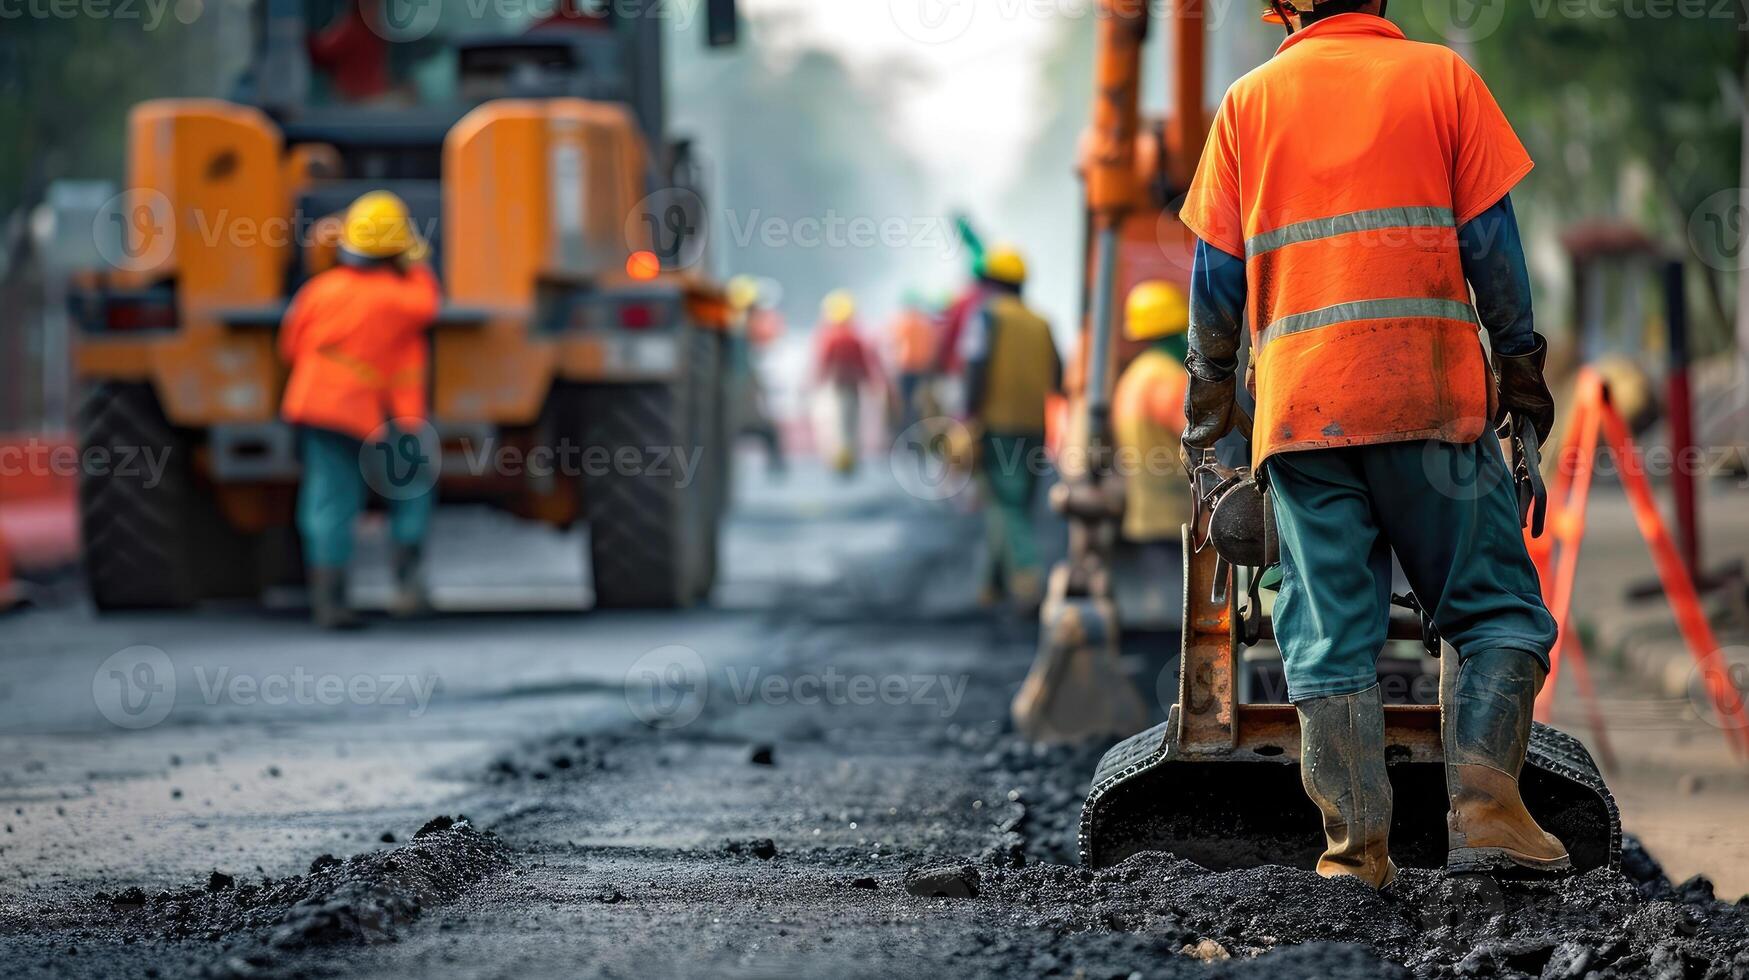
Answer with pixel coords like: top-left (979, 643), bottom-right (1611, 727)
top-left (1187, 238), bottom-right (1247, 383)
top-left (961, 307), bottom-right (993, 420)
top-left (1458, 194), bottom-right (1537, 357)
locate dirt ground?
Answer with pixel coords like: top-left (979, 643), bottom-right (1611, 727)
top-left (1, 463), bottom-right (1746, 978)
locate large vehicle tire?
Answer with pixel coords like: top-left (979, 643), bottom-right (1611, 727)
top-left (78, 382), bottom-right (203, 610)
top-left (576, 383), bottom-right (707, 609)
top-left (687, 328), bottom-right (726, 598)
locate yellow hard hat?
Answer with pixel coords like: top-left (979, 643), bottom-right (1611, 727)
top-left (981, 245), bottom-right (1027, 287)
top-left (727, 275), bottom-right (761, 312)
top-left (341, 191), bottom-right (423, 260)
top-left (1125, 281), bottom-right (1190, 341)
top-left (821, 289), bottom-right (856, 324)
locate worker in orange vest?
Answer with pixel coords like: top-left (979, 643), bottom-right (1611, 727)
top-left (887, 292), bottom-right (940, 438)
top-left (280, 191), bottom-right (441, 628)
top-left (1179, 0), bottom-right (1562, 888)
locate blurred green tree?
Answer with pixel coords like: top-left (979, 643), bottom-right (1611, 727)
top-left (1399, 3), bottom-right (1744, 350)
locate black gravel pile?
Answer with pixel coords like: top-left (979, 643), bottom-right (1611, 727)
top-left (967, 848), bottom-right (1749, 978)
top-left (82, 819), bottom-right (511, 951)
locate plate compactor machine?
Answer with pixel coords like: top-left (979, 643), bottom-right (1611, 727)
top-left (1011, 0), bottom-right (1622, 874)
top-left (1076, 437), bottom-right (1621, 874)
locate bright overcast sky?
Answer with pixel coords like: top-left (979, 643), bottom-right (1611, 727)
top-left (739, 0), bottom-right (1066, 213)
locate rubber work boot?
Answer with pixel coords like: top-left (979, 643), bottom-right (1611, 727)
top-left (308, 567), bottom-right (361, 630)
top-left (1444, 649), bottom-right (1572, 876)
top-left (1298, 685), bottom-right (1398, 889)
top-left (389, 544), bottom-right (433, 619)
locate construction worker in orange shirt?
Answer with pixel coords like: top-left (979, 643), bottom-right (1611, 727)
top-left (888, 292), bottom-right (940, 438)
top-left (1179, 0), bottom-right (1564, 888)
top-left (279, 191), bottom-right (441, 629)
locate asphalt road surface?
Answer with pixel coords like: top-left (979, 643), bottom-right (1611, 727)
top-left (2, 458), bottom-right (1746, 979)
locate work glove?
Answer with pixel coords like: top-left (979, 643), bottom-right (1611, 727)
top-left (1180, 367), bottom-right (1237, 478)
top-left (1493, 333), bottom-right (1556, 447)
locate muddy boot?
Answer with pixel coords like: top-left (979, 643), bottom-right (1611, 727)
top-left (1298, 685), bottom-right (1398, 889)
top-left (308, 567), bottom-right (361, 630)
top-left (1444, 650), bottom-right (1572, 876)
top-left (389, 544), bottom-right (432, 619)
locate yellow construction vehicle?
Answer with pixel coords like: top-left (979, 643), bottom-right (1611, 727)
top-left (71, 0), bottom-right (740, 610)
top-left (1014, 0), bottom-right (1622, 873)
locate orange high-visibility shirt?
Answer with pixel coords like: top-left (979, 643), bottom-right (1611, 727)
top-left (890, 310), bottom-right (938, 374)
top-left (279, 263), bottom-right (441, 442)
top-left (1179, 13), bottom-right (1530, 465)
top-left (1112, 348), bottom-right (1190, 542)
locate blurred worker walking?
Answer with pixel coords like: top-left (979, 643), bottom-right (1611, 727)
top-left (726, 276), bottom-right (787, 476)
top-left (280, 191), bottom-right (441, 629)
top-left (1180, 0), bottom-right (1564, 888)
top-left (959, 246), bottom-right (1062, 611)
top-left (812, 290), bottom-right (882, 476)
top-left (887, 292), bottom-right (940, 438)
top-left (1112, 282), bottom-right (1191, 547)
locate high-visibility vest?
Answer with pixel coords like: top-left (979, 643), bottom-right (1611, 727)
top-left (279, 263), bottom-right (440, 442)
top-left (1111, 347), bottom-right (1190, 543)
top-left (1179, 14), bottom-right (1531, 466)
top-left (975, 294), bottom-right (1060, 435)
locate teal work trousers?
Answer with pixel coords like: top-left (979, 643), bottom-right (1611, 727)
top-left (296, 426), bottom-right (436, 569)
top-left (979, 432), bottom-right (1044, 589)
top-left (1266, 437), bottom-right (1557, 703)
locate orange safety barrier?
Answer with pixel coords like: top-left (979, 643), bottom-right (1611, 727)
top-left (1526, 370), bottom-right (1749, 759)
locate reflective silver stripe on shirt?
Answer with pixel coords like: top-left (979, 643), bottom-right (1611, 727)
top-left (1259, 298), bottom-right (1480, 350)
top-left (1245, 206), bottom-right (1457, 258)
